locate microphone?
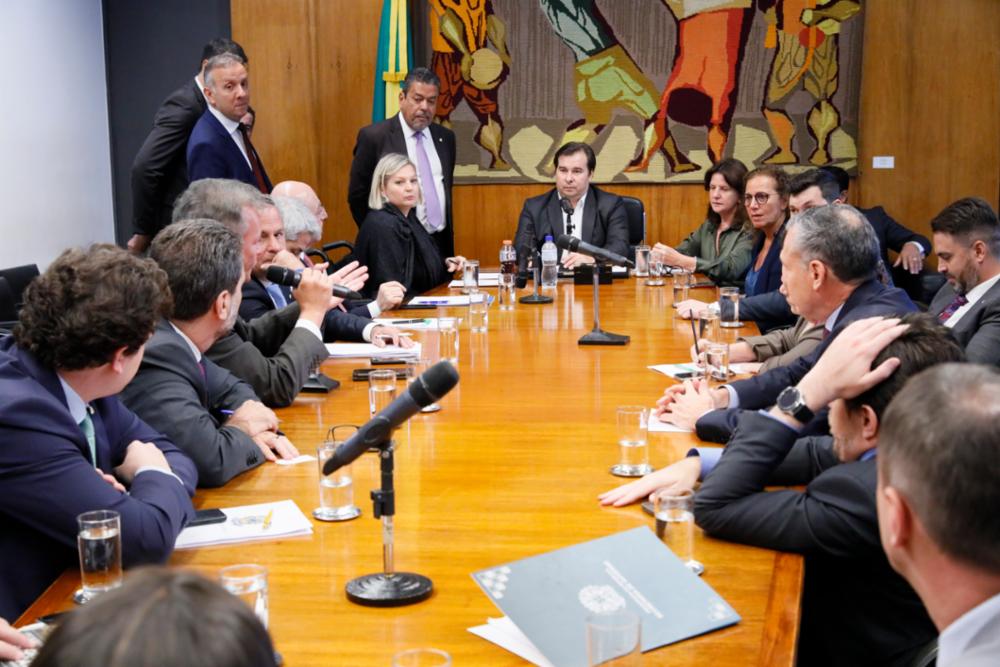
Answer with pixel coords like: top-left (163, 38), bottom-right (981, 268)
top-left (322, 361), bottom-right (459, 474)
top-left (559, 198), bottom-right (574, 236)
top-left (515, 244), bottom-right (531, 289)
top-left (265, 266), bottom-right (363, 300)
top-left (555, 234), bottom-right (634, 268)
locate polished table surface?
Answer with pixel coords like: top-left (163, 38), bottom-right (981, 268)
top-left (20, 277), bottom-right (802, 666)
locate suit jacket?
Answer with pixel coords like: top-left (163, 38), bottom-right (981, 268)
top-left (348, 114), bottom-right (456, 257)
top-left (130, 77), bottom-right (206, 238)
top-left (0, 337), bottom-right (196, 620)
top-left (928, 279), bottom-right (1000, 364)
top-left (695, 411), bottom-right (936, 667)
top-left (513, 186), bottom-right (630, 260)
top-left (187, 109), bottom-right (272, 191)
top-left (121, 319), bottom-right (264, 487)
top-left (861, 206), bottom-right (931, 267)
top-left (239, 276), bottom-right (370, 340)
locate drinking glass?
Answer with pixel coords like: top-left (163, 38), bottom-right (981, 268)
top-left (698, 310), bottom-right (721, 343)
top-left (220, 564), bottom-right (269, 629)
top-left (671, 270), bottom-right (691, 306)
top-left (705, 342), bottom-right (730, 383)
top-left (437, 317), bottom-right (459, 364)
top-left (314, 425), bottom-right (361, 521)
top-left (653, 490), bottom-right (704, 574)
top-left (75, 510), bottom-right (122, 604)
top-left (368, 369), bottom-right (397, 418)
top-left (407, 357), bottom-right (441, 413)
top-left (392, 648), bottom-right (452, 667)
top-left (586, 610), bottom-right (641, 666)
top-left (610, 406), bottom-right (652, 477)
top-left (497, 282), bottom-right (516, 310)
top-left (719, 287), bottom-right (742, 328)
top-left (468, 293), bottom-right (488, 333)
top-left (461, 259), bottom-right (480, 294)
top-left (646, 259), bottom-right (665, 287)
top-left (634, 245), bottom-right (650, 278)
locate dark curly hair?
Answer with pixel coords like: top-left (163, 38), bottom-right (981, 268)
top-left (14, 244), bottom-right (172, 370)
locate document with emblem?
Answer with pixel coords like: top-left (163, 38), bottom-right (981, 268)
top-left (468, 526), bottom-right (740, 667)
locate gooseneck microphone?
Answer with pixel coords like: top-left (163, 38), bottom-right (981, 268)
top-left (555, 234), bottom-right (635, 268)
top-left (265, 266), bottom-right (363, 300)
top-left (559, 198), bottom-right (574, 236)
top-left (323, 361), bottom-right (459, 474)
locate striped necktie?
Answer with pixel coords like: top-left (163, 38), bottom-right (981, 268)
top-left (79, 412), bottom-right (97, 468)
top-left (937, 293), bottom-right (968, 323)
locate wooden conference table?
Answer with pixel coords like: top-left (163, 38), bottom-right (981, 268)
top-left (21, 276), bottom-right (802, 666)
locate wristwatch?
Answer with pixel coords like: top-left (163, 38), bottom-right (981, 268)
top-left (776, 386), bottom-right (815, 423)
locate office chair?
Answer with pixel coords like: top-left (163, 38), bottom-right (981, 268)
top-left (0, 263), bottom-right (40, 311)
top-left (620, 196), bottom-right (646, 262)
top-left (305, 241), bottom-right (355, 274)
top-left (0, 276), bottom-right (18, 331)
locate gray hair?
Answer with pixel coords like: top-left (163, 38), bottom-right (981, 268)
top-left (203, 53), bottom-right (246, 89)
top-left (172, 179), bottom-right (267, 235)
top-left (367, 153), bottom-right (422, 210)
top-left (150, 219), bottom-right (243, 321)
top-left (273, 196), bottom-right (321, 243)
top-left (880, 363), bottom-right (1000, 573)
top-left (786, 204), bottom-right (880, 284)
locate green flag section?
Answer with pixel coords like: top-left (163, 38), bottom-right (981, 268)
top-left (372, 0), bottom-right (413, 123)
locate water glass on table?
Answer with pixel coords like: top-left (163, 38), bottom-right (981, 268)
top-left (314, 425), bottom-right (361, 521)
top-left (586, 610), bottom-right (641, 666)
top-left (671, 270), bottom-right (691, 306)
top-left (611, 406), bottom-right (652, 477)
top-left (369, 369), bottom-right (398, 418)
top-left (407, 357), bottom-right (441, 413)
top-left (705, 342), bottom-right (730, 383)
top-left (634, 244), bottom-right (650, 278)
top-left (437, 317), bottom-right (459, 364)
top-left (392, 648), bottom-right (452, 667)
top-left (468, 293), bottom-right (488, 333)
top-left (698, 309), bottom-right (721, 343)
top-left (719, 286), bottom-right (742, 328)
top-left (646, 259), bottom-right (666, 286)
top-left (75, 509), bottom-right (122, 604)
top-left (220, 564), bottom-right (270, 629)
top-left (653, 489), bottom-right (704, 575)
top-left (461, 259), bottom-right (480, 294)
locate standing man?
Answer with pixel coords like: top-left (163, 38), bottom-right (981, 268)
top-left (348, 68), bottom-right (456, 258)
top-left (878, 363), bottom-right (1000, 666)
top-left (128, 38), bottom-right (248, 254)
top-left (513, 142), bottom-right (629, 268)
top-left (187, 54), bottom-right (271, 192)
top-left (0, 245), bottom-right (196, 621)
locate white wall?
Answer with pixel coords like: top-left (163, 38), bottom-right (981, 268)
top-left (0, 0), bottom-right (114, 270)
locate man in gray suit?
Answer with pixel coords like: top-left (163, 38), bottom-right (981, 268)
top-left (927, 197), bottom-right (1000, 364)
top-left (121, 220), bottom-right (300, 487)
top-left (878, 363), bottom-right (1000, 666)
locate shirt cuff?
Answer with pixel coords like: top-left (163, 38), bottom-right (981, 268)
top-left (362, 322), bottom-right (377, 342)
top-left (294, 318), bottom-right (323, 342)
top-left (135, 466), bottom-right (185, 486)
top-left (687, 447), bottom-right (722, 480)
top-left (367, 301), bottom-right (381, 318)
top-left (723, 384), bottom-right (739, 409)
top-left (757, 408), bottom-right (802, 434)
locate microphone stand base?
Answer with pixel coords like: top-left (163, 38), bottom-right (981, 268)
top-left (519, 293), bottom-right (553, 304)
top-left (345, 572), bottom-right (433, 607)
top-left (301, 373), bottom-right (340, 393)
top-left (578, 329), bottom-right (630, 346)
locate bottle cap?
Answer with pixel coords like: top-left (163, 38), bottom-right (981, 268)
top-left (544, 235), bottom-right (553, 241)
top-left (502, 240), bottom-right (511, 244)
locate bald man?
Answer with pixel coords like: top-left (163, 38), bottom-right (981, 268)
top-left (271, 181), bottom-right (327, 264)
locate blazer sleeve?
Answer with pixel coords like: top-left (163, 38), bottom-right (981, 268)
top-left (723, 290), bottom-right (795, 327)
top-left (237, 305), bottom-right (300, 355)
top-left (694, 411), bottom-right (881, 556)
top-left (514, 198), bottom-right (541, 253)
top-left (740, 319), bottom-right (824, 372)
top-left (695, 230), bottom-right (754, 286)
top-left (348, 126), bottom-right (380, 226)
top-left (872, 207), bottom-right (931, 255)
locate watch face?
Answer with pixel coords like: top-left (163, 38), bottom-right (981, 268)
top-left (777, 387), bottom-right (800, 411)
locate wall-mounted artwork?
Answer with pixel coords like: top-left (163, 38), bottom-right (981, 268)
top-left (416, 0), bottom-right (864, 184)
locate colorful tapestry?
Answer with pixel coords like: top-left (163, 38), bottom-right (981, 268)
top-left (416, 0), bottom-right (864, 184)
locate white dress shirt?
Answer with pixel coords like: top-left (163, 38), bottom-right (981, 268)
top-left (563, 190), bottom-right (587, 241)
top-left (944, 273), bottom-right (1000, 328)
top-left (938, 592), bottom-right (1000, 666)
top-left (398, 114), bottom-right (446, 235)
top-left (207, 104), bottom-right (252, 169)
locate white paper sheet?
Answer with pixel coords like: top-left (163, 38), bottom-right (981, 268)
top-left (468, 617), bottom-right (556, 667)
top-left (325, 342), bottom-right (421, 360)
top-left (373, 317), bottom-right (439, 331)
top-left (275, 454), bottom-right (316, 466)
top-left (174, 499), bottom-right (313, 549)
top-left (648, 363), bottom-right (701, 379)
top-left (648, 415), bottom-right (693, 433)
top-left (449, 271), bottom-right (501, 288)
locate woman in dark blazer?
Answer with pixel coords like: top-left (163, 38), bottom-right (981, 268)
top-left (353, 153), bottom-right (464, 299)
top-left (740, 165), bottom-right (790, 331)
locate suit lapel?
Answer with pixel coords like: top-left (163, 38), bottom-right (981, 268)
top-left (205, 112), bottom-right (254, 182)
top-left (428, 123), bottom-right (452, 178)
top-left (388, 114), bottom-right (407, 154)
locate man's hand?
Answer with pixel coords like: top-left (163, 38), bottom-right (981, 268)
top-left (0, 618), bottom-right (38, 661)
top-left (126, 234), bottom-right (151, 255)
top-left (674, 299), bottom-right (709, 318)
top-left (371, 325), bottom-right (414, 348)
top-left (95, 468), bottom-right (126, 493)
top-left (560, 251), bottom-right (594, 269)
top-left (796, 317), bottom-right (908, 411)
top-left (327, 261), bottom-right (369, 310)
top-left (113, 441), bottom-right (171, 484)
top-left (892, 244), bottom-right (925, 275)
top-left (293, 267), bottom-right (338, 325)
top-left (598, 457), bottom-right (701, 507)
top-left (375, 281), bottom-right (406, 312)
top-left (269, 249), bottom-right (306, 271)
top-left (225, 400), bottom-right (279, 437)
top-left (445, 256), bottom-right (466, 273)
top-left (655, 378), bottom-right (717, 430)
top-left (251, 431), bottom-right (300, 462)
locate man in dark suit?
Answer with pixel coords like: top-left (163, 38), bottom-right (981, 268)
top-left (187, 54), bottom-right (271, 193)
top-left (657, 205), bottom-right (916, 437)
top-left (121, 220), bottom-right (299, 487)
top-left (878, 363), bottom-right (1000, 667)
top-left (926, 197), bottom-right (1000, 364)
top-left (0, 245), bottom-right (196, 622)
top-left (128, 38), bottom-right (248, 254)
top-left (348, 67), bottom-right (457, 258)
top-left (514, 142), bottom-right (630, 267)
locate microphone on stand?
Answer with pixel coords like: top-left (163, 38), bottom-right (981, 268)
top-left (559, 198), bottom-right (575, 237)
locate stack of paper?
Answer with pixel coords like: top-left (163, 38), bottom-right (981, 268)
top-left (325, 342), bottom-right (421, 360)
top-left (448, 271), bottom-right (501, 288)
top-left (175, 499), bottom-right (313, 549)
top-left (407, 295), bottom-right (493, 307)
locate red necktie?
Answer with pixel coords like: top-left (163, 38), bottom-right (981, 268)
top-left (938, 293), bottom-right (968, 323)
top-left (238, 124), bottom-right (269, 193)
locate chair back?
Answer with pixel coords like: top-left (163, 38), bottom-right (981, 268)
top-left (620, 196), bottom-right (646, 261)
top-left (0, 263), bottom-right (40, 311)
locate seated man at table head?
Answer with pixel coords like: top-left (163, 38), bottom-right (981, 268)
top-left (603, 314), bottom-right (957, 666)
top-left (926, 197), bottom-right (1000, 364)
top-left (513, 141), bottom-right (630, 269)
top-left (120, 219), bottom-right (300, 486)
top-left (0, 245), bottom-right (196, 621)
top-left (31, 567), bottom-right (278, 667)
top-left (658, 204), bottom-right (917, 437)
top-left (878, 363), bottom-right (1000, 666)
top-left (353, 153), bottom-right (466, 299)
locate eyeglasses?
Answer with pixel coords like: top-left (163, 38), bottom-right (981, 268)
top-left (744, 192), bottom-right (773, 206)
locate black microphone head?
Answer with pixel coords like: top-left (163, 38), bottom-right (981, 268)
top-left (555, 234), bottom-right (579, 252)
top-left (264, 265), bottom-right (296, 286)
top-left (559, 198), bottom-right (574, 215)
top-left (409, 360), bottom-right (459, 407)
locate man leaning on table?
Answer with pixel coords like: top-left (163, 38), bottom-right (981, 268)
top-left (121, 220), bottom-right (300, 487)
top-left (602, 314), bottom-right (954, 666)
top-left (0, 245), bottom-right (196, 623)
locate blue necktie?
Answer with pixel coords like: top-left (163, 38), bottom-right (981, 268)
top-left (265, 282), bottom-right (288, 309)
top-left (79, 412), bottom-right (97, 468)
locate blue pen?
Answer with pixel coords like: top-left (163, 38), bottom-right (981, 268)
top-left (219, 409), bottom-right (234, 416)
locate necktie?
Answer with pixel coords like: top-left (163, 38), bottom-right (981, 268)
top-left (265, 282), bottom-right (288, 309)
top-left (413, 131), bottom-right (444, 232)
top-left (938, 293), bottom-right (968, 323)
top-left (238, 123), bottom-right (269, 193)
top-left (79, 412), bottom-right (97, 468)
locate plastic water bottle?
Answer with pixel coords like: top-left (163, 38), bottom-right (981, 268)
top-left (499, 240), bottom-right (517, 310)
top-left (540, 235), bottom-right (558, 288)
